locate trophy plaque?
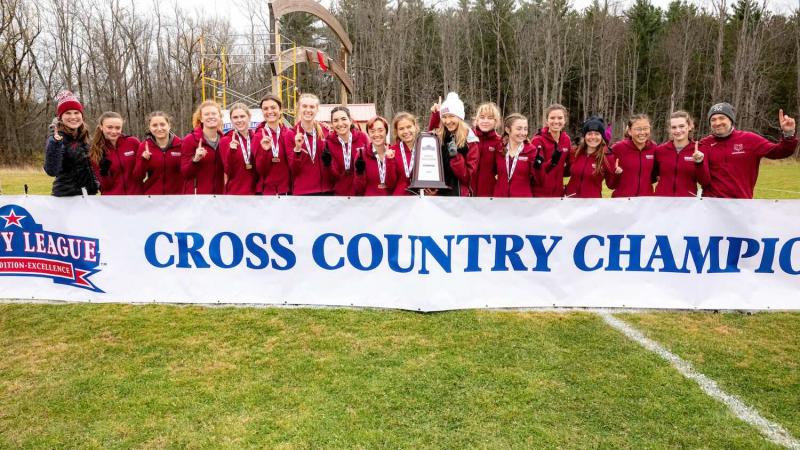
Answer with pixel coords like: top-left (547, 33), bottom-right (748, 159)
top-left (409, 132), bottom-right (450, 190)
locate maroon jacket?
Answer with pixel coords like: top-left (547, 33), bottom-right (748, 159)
top-left (564, 150), bottom-right (619, 198)
top-left (699, 129), bottom-right (798, 199)
top-left (324, 128), bottom-right (369, 196)
top-left (289, 123), bottom-right (332, 195)
top-left (427, 112), bottom-right (480, 197)
top-left (355, 145), bottom-right (398, 196)
top-left (471, 128), bottom-right (503, 197)
top-left (493, 143), bottom-right (537, 198)
top-left (181, 127), bottom-right (224, 195)
top-left (134, 134), bottom-right (183, 195)
top-left (253, 123), bottom-right (293, 195)
top-left (610, 138), bottom-right (657, 197)
top-left (653, 140), bottom-right (710, 197)
top-left (94, 135), bottom-right (142, 195)
top-left (531, 128), bottom-right (572, 197)
top-left (391, 142), bottom-right (415, 196)
top-left (219, 129), bottom-right (258, 195)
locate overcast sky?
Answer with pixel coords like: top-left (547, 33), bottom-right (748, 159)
top-left (153, 0), bottom-right (798, 29)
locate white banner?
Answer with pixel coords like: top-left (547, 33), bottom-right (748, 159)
top-left (1, 196), bottom-right (798, 311)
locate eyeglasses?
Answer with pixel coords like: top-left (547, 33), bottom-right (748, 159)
top-left (632, 127), bottom-right (651, 133)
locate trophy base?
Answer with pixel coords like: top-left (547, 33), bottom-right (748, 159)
top-left (409, 181), bottom-right (450, 190)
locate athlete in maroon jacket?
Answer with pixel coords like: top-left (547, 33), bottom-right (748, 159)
top-left (252, 95), bottom-right (293, 195)
top-left (652, 111), bottom-right (709, 197)
top-left (286, 93), bottom-right (331, 195)
top-left (565, 117), bottom-right (621, 198)
top-left (356, 116), bottom-right (397, 196)
top-left (493, 114), bottom-right (537, 198)
top-left (324, 106), bottom-right (369, 196)
top-left (610, 114), bottom-right (657, 197)
top-left (699, 102), bottom-right (797, 199)
top-left (219, 103), bottom-right (258, 195)
top-left (531, 104), bottom-right (572, 197)
top-left (390, 112), bottom-right (420, 196)
top-left (134, 111), bottom-right (183, 195)
top-left (181, 101), bottom-right (225, 195)
top-left (90, 112), bottom-right (141, 195)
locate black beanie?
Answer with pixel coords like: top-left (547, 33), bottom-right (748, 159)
top-left (581, 116), bottom-right (608, 142)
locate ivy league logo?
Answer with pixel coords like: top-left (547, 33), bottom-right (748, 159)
top-left (0, 204), bottom-right (103, 292)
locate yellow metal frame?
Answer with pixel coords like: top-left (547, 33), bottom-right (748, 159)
top-left (199, 33), bottom-right (297, 123)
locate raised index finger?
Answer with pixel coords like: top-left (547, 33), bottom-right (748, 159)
top-left (779, 109), bottom-right (785, 123)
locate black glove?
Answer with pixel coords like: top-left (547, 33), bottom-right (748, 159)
top-left (321, 145), bottom-right (332, 167)
top-left (549, 147), bottom-right (563, 168)
top-left (355, 154), bottom-right (366, 175)
top-left (533, 146), bottom-right (544, 169)
top-left (447, 140), bottom-right (458, 158)
top-left (99, 157), bottom-right (111, 176)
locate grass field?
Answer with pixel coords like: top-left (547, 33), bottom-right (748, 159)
top-left (1, 305), bottom-right (796, 449)
top-left (3, 159), bottom-right (800, 198)
top-left (1, 162), bottom-right (799, 448)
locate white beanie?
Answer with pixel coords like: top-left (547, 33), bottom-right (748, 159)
top-left (440, 92), bottom-right (465, 121)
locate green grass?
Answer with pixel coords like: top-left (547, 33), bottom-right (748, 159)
top-left (0, 305), bottom-right (783, 449)
top-left (620, 312), bottom-right (800, 439)
top-left (3, 160), bottom-right (799, 197)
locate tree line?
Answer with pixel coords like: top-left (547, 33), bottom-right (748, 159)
top-left (1, 0), bottom-right (799, 165)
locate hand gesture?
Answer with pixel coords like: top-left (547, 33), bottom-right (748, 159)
top-left (142, 142), bottom-right (152, 160)
top-left (779, 109), bottom-right (796, 134)
top-left (385, 148), bottom-right (395, 159)
top-left (430, 96), bottom-right (442, 113)
top-left (614, 159), bottom-right (623, 175)
top-left (321, 145), bottom-right (332, 166)
top-left (293, 132), bottom-right (303, 152)
top-left (355, 154), bottom-right (366, 175)
top-left (53, 127), bottom-right (62, 142)
top-left (261, 132), bottom-right (273, 151)
top-left (692, 141), bottom-right (704, 163)
top-left (230, 137), bottom-right (239, 149)
top-left (193, 139), bottom-right (207, 162)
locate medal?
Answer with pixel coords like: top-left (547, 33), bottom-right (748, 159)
top-left (506, 142), bottom-right (523, 182)
top-left (270, 126), bottom-right (281, 161)
top-left (377, 146), bottom-right (387, 188)
top-left (339, 133), bottom-right (353, 171)
top-left (272, 157), bottom-right (280, 163)
top-left (302, 126), bottom-right (317, 162)
top-left (378, 183), bottom-right (386, 189)
top-left (400, 141), bottom-right (415, 179)
top-left (236, 131), bottom-right (252, 169)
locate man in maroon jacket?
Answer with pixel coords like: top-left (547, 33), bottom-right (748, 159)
top-left (699, 102), bottom-right (797, 199)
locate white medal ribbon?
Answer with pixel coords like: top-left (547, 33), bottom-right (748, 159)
top-left (236, 131), bottom-right (251, 165)
top-left (375, 146), bottom-right (387, 184)
top-left (338, 133), bottom-right (353, 170)
top-left (302, 127), bottom-right (317, 162)
top-left (400, 141), bottom-right (415, 178)
top-left (270, 126), bottom-right (281, 159)
top-left (506, 143), bottom-right (524, 182)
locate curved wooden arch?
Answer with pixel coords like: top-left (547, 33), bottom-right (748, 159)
top-left (269, 0), bottom-right (353, 55)
top-left (272, 47), bottom-right (354, 95)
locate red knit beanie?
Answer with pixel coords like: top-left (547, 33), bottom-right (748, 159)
top-left (55, 90), bottom-right (84, 118)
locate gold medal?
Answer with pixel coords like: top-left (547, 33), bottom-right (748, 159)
top-left (272, 157), bottom-right (280, 163)
top-left (378, 183), bottom-right (386, 189)
top-left (246, 164), bottom-right (253, 170)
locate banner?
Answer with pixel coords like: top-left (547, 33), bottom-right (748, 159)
top-left (1, 196), bottom-right (798, 311)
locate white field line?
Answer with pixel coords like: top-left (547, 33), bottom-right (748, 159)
top-left (598, 311), bottom-right (800, 450)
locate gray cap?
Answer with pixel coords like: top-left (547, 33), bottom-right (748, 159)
top-left (708, 102), bottom-right (736, 123)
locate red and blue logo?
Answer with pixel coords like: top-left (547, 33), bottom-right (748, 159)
top-left (0, 204), bottom-right (103, 292)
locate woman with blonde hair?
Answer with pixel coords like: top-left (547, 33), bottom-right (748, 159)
top-left (390, 112), bottom-right (420, 196)
top-left (531, 103), bottom-right (572, 197)
top-left (219, 102), bottom-right (258, 194)
top-left (286, 93), bottom-right (330, 195)
top-left (430, 92), bottom-right (479, 196)
top-left (653, 110), bottom-right (709, 196)
top-left (493, 113), bottom-right (538, 197)
top-left (180, 100), bottom-right (225, 194)
top-left (134, 111), bottom-right (183, 195)
top-left (89, 111), bottom-right (141, 194)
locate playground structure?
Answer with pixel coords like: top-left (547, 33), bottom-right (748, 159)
top-left (199, 0), bottom-right (356, 120)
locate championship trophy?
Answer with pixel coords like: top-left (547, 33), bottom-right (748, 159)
top-left (409, 132), bottom-right (450, 190)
